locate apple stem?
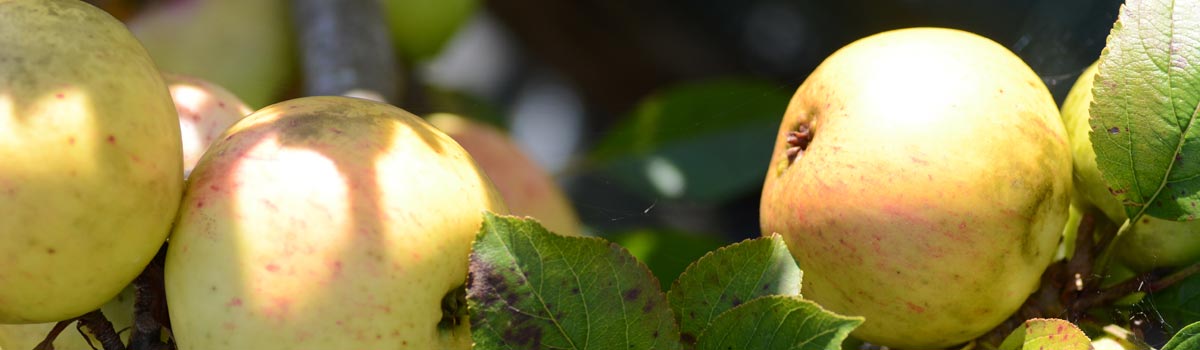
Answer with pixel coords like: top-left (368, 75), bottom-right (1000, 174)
top-left (129, 245), bottom-right (173, 350)
top-left (32, 317), bottom-right (72, 350)
top-left (78, 310), bottom-right (126, 350)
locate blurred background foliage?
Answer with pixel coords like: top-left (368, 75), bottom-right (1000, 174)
top-left (90, 0), bottom-right (1122, 298)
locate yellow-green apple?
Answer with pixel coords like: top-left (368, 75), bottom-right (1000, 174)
top-left (759, 27), bottom-right (1072, 348)
top-left (127, 0), bottom-right (294, 108)
top-left (165, 73), bottom-right (253, 177)
top-left (0, 0), bottom-right (183, 324)
top-left (1061, 63), bottom-right (1200, 271)
top-left (427, 113), bottom-right (584, 236)
top-left (165, 96), bottom-right (508, 349)
top-left (0, 287), bottom-right (135, 350)
top-left (381, 0), bottom-right (478, 61)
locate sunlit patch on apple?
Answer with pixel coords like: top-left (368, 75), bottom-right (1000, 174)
top-left (0, 89), bottom-right (99, 176)
top-left (646, 155), bottom-right (685, 198)
top-left (232, 134), bottom-right (352, 314)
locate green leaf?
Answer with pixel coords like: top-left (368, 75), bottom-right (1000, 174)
top-left (1145, 270), bottom-right (1200, 330)
top-left (590, 78), bottom-right (790, 202)
top-left (667, 234), bottom-right (802, 346)
top-left (694, 296), bottom-right (861, 350)
top-left (1090, 0), bottom-right (1200, 221)
top-left (467, 213), bottom-right (681, 349)
top-left (998, 318), bottom-right (1091, 350)
top-left (1163, 322), bottom-right (1200, 350)
top-left (608, 229), bottom-right (731, 290)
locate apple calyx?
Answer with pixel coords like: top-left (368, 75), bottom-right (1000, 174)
top-left (785, 123), bottom-right (814, 164)
top-left (439, 286), bottom-right (469, 331)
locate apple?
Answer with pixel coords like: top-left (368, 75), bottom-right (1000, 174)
top-left (427, 113), bottom-right (584, 236)
top-left (165, 96), bottom-right (508, 349)
top-left (381, 0), bottom-right (478, 61)
top-left (0, 0), bottom-right (183, 324)
top-left (1061, 63), bottom-right (1200, 271)
top-left (0, 287), bottom-right (135, 350)
top-left (759, 28), bottom-right (1071, 348)
top-left (127, 0), bottom-right (294, 108)
top-left (164, 73), bottom-right (253, 177)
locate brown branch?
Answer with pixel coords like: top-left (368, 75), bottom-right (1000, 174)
top-left (291, 0), bottom-right (401, 103)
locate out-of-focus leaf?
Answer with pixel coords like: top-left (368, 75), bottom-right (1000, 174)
top-left (1145, 270), bottom-right (1200, 331)
top-left (608, 229), bottom-right (730, 290)
top-left (591, 78), bottom-right (790, 202)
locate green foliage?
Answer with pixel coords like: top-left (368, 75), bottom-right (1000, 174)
top-left (608, 229), bottom-right (731, 290)
top-left (591, 78), bottom-right (790, 202)
top-left (467, 213), bottom-right (681, 349)
top-left (1145, 271), bottom-right (1200, 330)
top-left (666, 235), bottom-right (801, 346)
top-left (1163, 322), bottom-right (1200, 350)
top-left (695, 296), bottom-right (861, 350)
top-left (998, 319), bottom-right (1090, 350)
top-left (1090, 0), bottom-right (1200, 222)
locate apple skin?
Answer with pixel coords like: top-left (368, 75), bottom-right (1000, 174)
top-left (165, 96), bottom-right (508, 349)
top-left (1061, 63), bottom-right (1200, 271)
top-left (128, 0), bottom-right (294, 108)
top-left (164, 73), bottom-right (253, 177)
top-left (0, 287), bottom-right (135, 350)
top-left (759, 28), bottom-right (1071, 348)
top-left (427, 113), bottom-right (584, 236)
top-left (0, 0), bottom-right (183, 324)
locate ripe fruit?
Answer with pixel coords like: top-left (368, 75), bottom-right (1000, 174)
top-left (381, 0), bottom-right (478, 61)
top-left (165, 96), bottom-right (507, 349)
top-left (759, 28), bottom-right (1071, 348)
top-left (1061, 63), bottom-right (1200, 271)
top-left (128, 0), bottom-right (293, 108)
top-left (427, 113), bottom-right (584, 236)
top-left (0, 0), bottom-right (183, 323)
top-left (165, 73), bottom-right (252, 176)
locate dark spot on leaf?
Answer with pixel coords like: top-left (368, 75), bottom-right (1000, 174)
top-left (624, 288), bottom-right (642, 302)
top-left (1108, 127), bottom-right (1120, 134)
top-left (681, 332), bottom-right (697, 345)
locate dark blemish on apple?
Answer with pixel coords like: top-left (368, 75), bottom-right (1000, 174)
top-left (218, 101), bottom-right (227, 109)
top-left (906, 302), bottom-right (926, 313)
top-left (46, 248), bottom-right (55, 255)
top-left (106, 135), bottom-right (116, 144)
top-left (1108, 127), bottom-right (1120, 134)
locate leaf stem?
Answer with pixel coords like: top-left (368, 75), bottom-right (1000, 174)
top-left (1094, 218), bottom-right (1132, 275)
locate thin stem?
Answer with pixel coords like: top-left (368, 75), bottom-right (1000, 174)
top-left (32, 319), bottom-right (73, 350)
top-left (1149, 262), bottom-right (1200, 292)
